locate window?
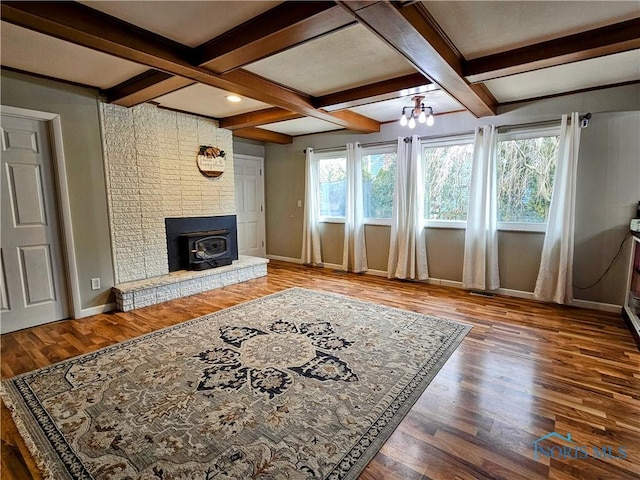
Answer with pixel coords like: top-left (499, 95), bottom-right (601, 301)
top-left (317, 153), bottom-right (347, 220)
top-left (423, 136), bottom-right (474, 224)
top-left (362, 146), bottom-right (397, 222)
top-left (496, 127), bottom-right (560, 228)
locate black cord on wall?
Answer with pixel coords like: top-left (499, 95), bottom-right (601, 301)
top-left (573, 231), bottom-right (632, 290)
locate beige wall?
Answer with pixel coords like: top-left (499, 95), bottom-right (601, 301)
top-left (264, 148), bottom-right (305, 258)
top-left (364, 225), bottom-right (391, 271)
top-left (1, 70), bottom-right (114, 310)
top-left (265, 84), bottom-right (640, 305)
top-left (573, 111), bottom-right (640, 304)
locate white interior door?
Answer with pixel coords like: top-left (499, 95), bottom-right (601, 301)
top-left (1, 114), bottom-right (69, 333)
top-left (234, 155), bottom-right (265, 257)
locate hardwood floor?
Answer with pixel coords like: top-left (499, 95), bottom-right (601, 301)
top-left (2, 261), bottom-right (639, 479)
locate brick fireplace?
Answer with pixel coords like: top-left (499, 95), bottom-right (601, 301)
top-left (101, 104), bottom-right (268, 311)
top-left (100, 103), bottom-right (235, 284)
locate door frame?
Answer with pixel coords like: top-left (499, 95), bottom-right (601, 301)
top-left (234, 154), bottom-right (266, 257)
top-left (1, 105), bottom-right (81, 319)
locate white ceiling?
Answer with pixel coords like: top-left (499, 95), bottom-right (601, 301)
top-left (155, 83), bottom-right (272, 118)
top-left (260, 117), bottom-right (342, 136)
top-left (1, 22), bottom-right (148, 88)
top-left (244, 24), bottom-right (417, 96)
top-left (1, 1), bottom-right (638, 139)
top-left (425, 0), bottom-right (640, 59)
top-left (486, 50), bottom-right (640, 103)
top-left (80, 1), bottom-right (282, 48)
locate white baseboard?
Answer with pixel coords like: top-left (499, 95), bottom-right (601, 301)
top-left (570, 299), bottom-right (622, 313)
top-left (79, 302), bottom-right (116, 318)
top-left (426, 278), bottom-right (464, 289)
top-left (495, 287), bottom-right (536, 300)
top-left (365, 269), bottom-right (387, 277)
top-left (266, 254), bottom-right (303, 264)
top-left (323, 262), bottom-right (346, 271)
top-left (266, 257), bottom-right (623, 313)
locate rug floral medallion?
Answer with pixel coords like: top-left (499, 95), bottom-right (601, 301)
top-left (2, 288), bottom-right (471, 480)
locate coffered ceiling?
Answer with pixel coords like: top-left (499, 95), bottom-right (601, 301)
top-left (1, 1), bottom-right (638, 144)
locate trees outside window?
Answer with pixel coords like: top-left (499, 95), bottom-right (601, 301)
top-left (318, 155), bottom-right (347, 218)
top-left (423, 140), bottom-right (474, 221)
top-left (362, 149), bottom-right (397, 220)
top-left (313, 127), bottom-right (559, 229)
top-left (496, 133), bottom-right (559, 224)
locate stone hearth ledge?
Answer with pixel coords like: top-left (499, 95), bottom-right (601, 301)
top-left (113, 255), bottom-right (269, 311)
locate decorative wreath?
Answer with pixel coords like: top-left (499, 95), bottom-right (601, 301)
top-left (198, 145), bottom-right (226, 158)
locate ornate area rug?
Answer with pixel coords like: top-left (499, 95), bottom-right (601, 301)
top-left (2, 288), bottom-right (471, 480)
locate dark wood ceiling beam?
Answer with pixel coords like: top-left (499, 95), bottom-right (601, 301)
top-left (337, 1), bottom-right (497, 117)
top-left (1, 1), bottom-right (380, 133)
top-left (220, 108), bottom-right (303, 130)
top-left (104, 70), bottom-right (194, 107)
top-left (465, 18), bottom-right (640, 83)
top-left (97, 3), bottom-right (355, 107)
top-left (232, 127), bottom-right (293, 144)
top-left (324, 109), bottom-right (381, 132)
top-left (315, 72), bottom-right (433, 110)
top-left (220, 69), bottom-right (380, 133)
top-left (198, 2), bottom-right (356, 74)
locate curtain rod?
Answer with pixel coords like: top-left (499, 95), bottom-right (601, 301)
top-left (304, 140), bottom-right (392, 154)
top-left (496, 118), bottom-right (562, 131)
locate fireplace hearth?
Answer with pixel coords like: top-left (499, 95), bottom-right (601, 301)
top-left (165, 216), bottom-right (238, 272)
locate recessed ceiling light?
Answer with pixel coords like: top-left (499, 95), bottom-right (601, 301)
top-left (226, 95), bottom-right (241, 103)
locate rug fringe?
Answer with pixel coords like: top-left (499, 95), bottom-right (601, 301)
top-left (1, 387), bottom-right (59, 480)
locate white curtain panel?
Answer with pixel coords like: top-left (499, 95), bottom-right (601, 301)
top-left (462, 125), bottom-right (500, 291)
top-left (343, 142), bottom-right (368, 272)
top-left (301, 147), bottom-right (322, 265)
top-left (387, 135), bottom-right (428, 280)
top-left (534, 113), bottom-right (581, 304)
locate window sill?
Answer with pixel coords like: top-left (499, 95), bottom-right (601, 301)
top-left (497, 222), bottom-right (546, 233)
top-left (319, 218), bottom-right (345, 224)
top-left (424, 220), bottom-right (466, 229)
top-left (364, 219), bottom-right (392, 227)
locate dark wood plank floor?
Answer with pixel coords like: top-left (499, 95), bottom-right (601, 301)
top-left (2, 261), bottom-right (639, 479)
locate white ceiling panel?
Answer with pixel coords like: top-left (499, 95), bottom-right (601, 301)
top-left (0, 22), bottom-right (148, 89)
top-left (485, 50), bottom-right (640, 103)
top-left (260, 118), bottom-right (341, 136)
top-left (424, 1), bottom-right (640, 59)
top-left (154, 83), bottom-right (272, 118)
top-left (244, 24), bottom-right (417, 96)
top-left (351, 90), bottom-right (464, 123)
top-left (81, 1), bottom-right (281, 47)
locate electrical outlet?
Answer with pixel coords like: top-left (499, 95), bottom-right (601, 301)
top-left (297, 200), bottom-right (302, 207)
top-left (91, 278), bottom-right (101, 290)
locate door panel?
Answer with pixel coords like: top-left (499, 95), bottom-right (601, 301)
top-left (0, 251), bottom-right (9, 312)
top-left (234, 156), bottom-right (265, 257)
top-left (19, 245), bottom-right (56, 305)
top-left (2, 128), bottom-right (38, 152)
top-left (7, 163), bottom-right (47, 226)
top-left (246, 222), bottom-right (259, 249)
top-left (1, 114), bottom-right (69, 333)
